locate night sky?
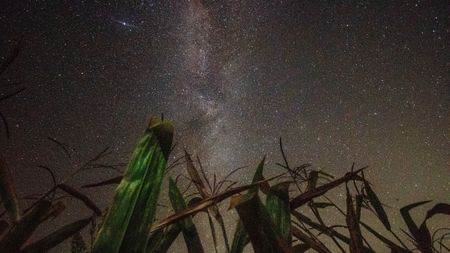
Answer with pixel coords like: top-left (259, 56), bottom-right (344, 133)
top-left (0, 1), bottom-right (449, 252)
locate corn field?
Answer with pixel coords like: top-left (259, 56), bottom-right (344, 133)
top-left (0, 118), bottom-right (448, 253)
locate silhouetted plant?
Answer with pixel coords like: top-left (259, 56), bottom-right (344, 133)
top-left (0, 117), bottom-right (448, 253)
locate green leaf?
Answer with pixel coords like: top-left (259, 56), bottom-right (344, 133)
top-left (266, 182), bottom-right (292, 245)
top-left (233, 191), bottom-right (291, 253)
top-left (146, 225), bottom-right (181, 253)
top-left (231, 157), bottom-right (266, 253)
top-left (168, 178), bottom-right (204, 253)
top-left (364, 180), bottom-right (391, 231)
top-left (249, 156), bottom-right (266, 194)
top-left (92, 118), bottom-right (174, 253)
top-left (230, 220), bottom-right (249, 253)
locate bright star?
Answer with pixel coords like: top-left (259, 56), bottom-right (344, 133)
top-left (113, 19), bottom-right (137, 29)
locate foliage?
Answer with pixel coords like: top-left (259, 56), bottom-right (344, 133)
top-left (0, 119), bottom-right (448, 253)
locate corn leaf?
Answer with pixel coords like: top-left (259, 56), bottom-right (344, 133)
top-left (423, 203), bottom-right (450, 221)
top-left (400, 200), bottom-right (432, 253)
top-left (41, 201), bottom-right (66, 222)
top-left (150, 175), bottom-right (279, 233)
top-left (290, 168), bottom-right (365, 210)
top-left (151, 174), bottom-right (278, 234)
top-left (359, 222), bottom-right (408, 252)
top-left (168, 178), bottom-right (204, 253)
top-left (346, 187), bottom-right (364, 253)
top-left (19, 217), bottom-right (92, 253)
top-left (82, 176), bottom-right (123, 188)
top-left (233, 191), bottom-right (292, 253)
top-left (185, 151), bottom-right (210, 197)
top-left (292, 244), bottom-right (310, 253)
top-left (0, 157), bottom-right (20, 222)
top-left (70, 232), bottom-right (88, 253)
top-left (230, 157), bottom-right (266, 253)
top-left (306, 170), bottom-right (319, 192)
top-left (0, 220), bottom-right (8, 237)
top-left (146, 225), bottom-right (181, 253)
top-left (291, 210), bottom-right (375, 253)
top-left (92, 117), bottom-right (173, 253)
top-left (291, 226), bottom-right (331, 253)
top-left (364, 180), bottom-right (391, 231)
top-left (147, 197), bottom-right (206, 253)
top-left (0, 200), bottom-right (51, 253)
top-left (310, 202), bottom-right (334, 209)
top-left (58, 184), bottom-right (102, 216)
top-left (185, 151), bottom-right (230, 252)
top-left (266, 182), bottom-right (292, 245)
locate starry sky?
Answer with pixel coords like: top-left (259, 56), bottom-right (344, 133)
top-left (0, 0), bottom-right (449, 252)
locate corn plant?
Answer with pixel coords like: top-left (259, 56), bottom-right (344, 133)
top-left (0, 118), bottom-right (449, 253)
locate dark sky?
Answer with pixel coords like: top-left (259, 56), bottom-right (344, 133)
top-left (0, 0), bottom-right (449, 252)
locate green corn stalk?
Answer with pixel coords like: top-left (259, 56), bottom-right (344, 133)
top-left (92, 117), bottom-right (173, 253)
top-left (168, 178), bottom-right (204, 253)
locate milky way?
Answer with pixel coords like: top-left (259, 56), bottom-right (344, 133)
top-left (0, 1), bottom-right (448, 252)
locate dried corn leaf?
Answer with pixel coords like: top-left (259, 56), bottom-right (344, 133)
top-left (359, 222), bottom-right (408, 252)
top-left (20, 217), bottom-right (92, 253)
top-left (150, 175), bottom-right (279, 233)
top-left (0, 220), bottom-right (8, 237)
top-left (0, 158), bottom-right (20, 222)
top-left (290, 168), bottom-right (365, 210)
top-left (0, 200), bottom-right (51, 252)
top-left (82, 176), bottom-right (123, 188)
top-left (58, 184), bottom-right (101, 215)
top-left (400, 200), bottom-right (432, 253)
top-left (185, 151), bottom-right (230, 252)
top-left (364, 180), bottom-right (391, 231)
top-left (346, 188), bottom-right (364, 253)
top-left (291, 226), bottom-right (331, 253)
